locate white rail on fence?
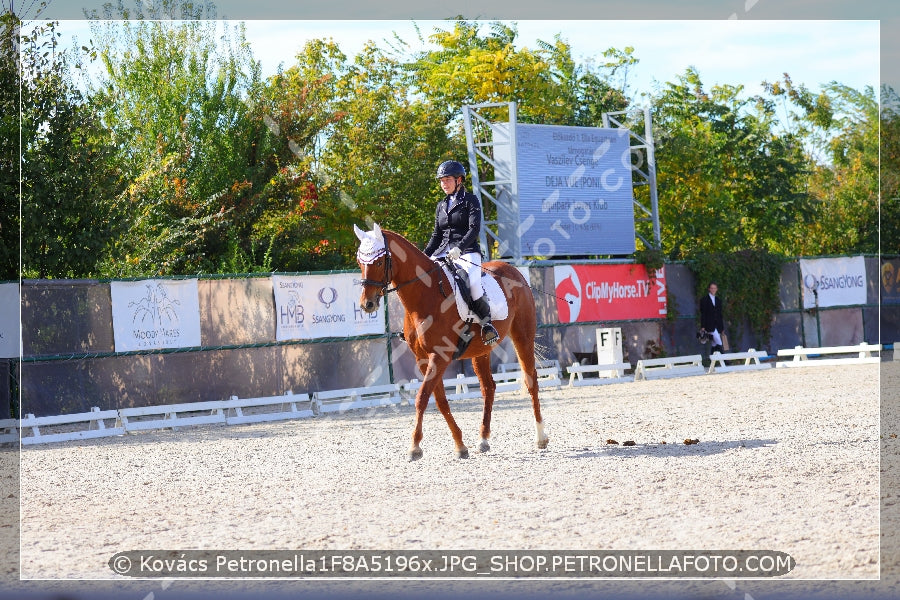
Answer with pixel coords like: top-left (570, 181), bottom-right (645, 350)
top-left (633, 355), bottom-right (705, 381)
top-left (707, 349), bottom-right (772, 374)
top-left (775, 343), bottom-right (881, 368)
top-left (566, 361), bottom-right (634, 387)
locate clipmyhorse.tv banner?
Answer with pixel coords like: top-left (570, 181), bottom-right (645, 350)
top-left (110, 279), bottom-right (202, 352)
top-left (554, 264), bottom-right (666, 323)
top-left (799, 256), bottom-right (867, 309)
top-left (273, 274), bottom-right (384, 341)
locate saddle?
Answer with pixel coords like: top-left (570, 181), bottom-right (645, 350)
top-left (439, 262), bottom-right (509, 323)
top-left (440, 261), bottom-right (508, 358)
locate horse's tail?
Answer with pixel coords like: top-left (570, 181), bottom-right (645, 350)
top-left (533, 338), bottom-right (553, 364)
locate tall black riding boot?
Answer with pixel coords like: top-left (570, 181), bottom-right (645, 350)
top-left (471, 296), bottom-right (499, 345)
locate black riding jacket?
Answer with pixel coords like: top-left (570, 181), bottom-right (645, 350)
top-left (423, 187), bottom-right (483, 258)
top-left (699, 294), bottom-right (725, 333)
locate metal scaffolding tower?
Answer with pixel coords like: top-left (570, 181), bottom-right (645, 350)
top-left (602, 107), bottom-right (661, 252)
top-left (462, 101), bottom-right (660, 262)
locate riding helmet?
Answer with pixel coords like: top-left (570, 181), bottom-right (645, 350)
top-left (436, 160), bottom-right (466, 179)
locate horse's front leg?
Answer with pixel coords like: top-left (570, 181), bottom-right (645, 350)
top-left (432, 377), bottom-right (468, 459)
top-left (410, 370), bottom-right (429, 461)
top-left (410, 354), bottom-right (467, 460)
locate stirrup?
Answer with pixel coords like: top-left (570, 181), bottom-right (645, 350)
top-left (481, 323), bottom-right (499, 345)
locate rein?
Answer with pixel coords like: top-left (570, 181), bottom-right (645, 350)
top-left (453, 255), bottom-right (575, 305)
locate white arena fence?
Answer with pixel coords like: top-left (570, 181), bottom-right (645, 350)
top-left (7, 256), bottom-right (891, 424)
top-left (8, 342), bottom-right (884, 446)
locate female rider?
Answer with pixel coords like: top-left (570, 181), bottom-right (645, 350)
top-left (423, 160), bottom-right (499, 346)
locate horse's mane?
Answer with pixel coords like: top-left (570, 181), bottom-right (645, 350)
top-left (382, 229), bottom-right (433, 266)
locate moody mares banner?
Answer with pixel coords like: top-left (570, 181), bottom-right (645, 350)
top-left (799, 256), bottom-right (867, 309)
top-left (554, 264), bottom-right (667, 323)
top-left (110, 279), bottom-right (202, 352)
top-left (273, 274), bottom-right (385, 341)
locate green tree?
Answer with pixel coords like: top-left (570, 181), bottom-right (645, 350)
top-left (408, 20), bottom-right (630, 127)
top-left (0, 11), bottom-right (19, 280)
top-left (651, 68), bottom-right (813, 259)
top-left (321, 41), bottom-right (455, 249)
top-left (882, 86), bottom-right (900, 255)
top-left (765, 77), bottom-right (879, 255)
top-left (235, 38), bottom-right (351, 272)
top-left (235, 37), bottom-right (456, 272)
top-left (533, 36), bottom-right (634, 127)
top-left (87, 13), bottom-right (264, 276)
top-left (19, 19), bottom-right (122, 278)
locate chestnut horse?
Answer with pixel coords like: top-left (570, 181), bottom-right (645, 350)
top-left (354, 223), bottom-right (549, 460)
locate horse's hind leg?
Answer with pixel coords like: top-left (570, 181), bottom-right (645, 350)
top-left (508, 324), bottom-right (549, 449)
top-left (472, 353), bottom-right (496, 452)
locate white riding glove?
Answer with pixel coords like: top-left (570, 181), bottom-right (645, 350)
top-left (447, 246), bottom-right (462, 261)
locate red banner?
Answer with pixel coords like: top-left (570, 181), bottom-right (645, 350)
top-left (554, 265), bottom-right (667, 323)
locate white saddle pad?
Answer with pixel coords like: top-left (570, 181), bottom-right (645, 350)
top-left (440, 266), bottom-right (509, 322)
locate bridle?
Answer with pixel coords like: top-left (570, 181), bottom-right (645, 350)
top-left (357, 233), bottom-right (444, 297)
top-left (357, 237), bottom-right (394, 295)
top-left (357, 228), bottom-right (574, 307)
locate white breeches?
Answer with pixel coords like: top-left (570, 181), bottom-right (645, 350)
top-left (456, 252), bottom-right (484, 301)
top-left (433, 250), bottom-right (484, 300)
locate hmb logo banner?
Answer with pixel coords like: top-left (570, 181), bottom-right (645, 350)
top-left (110, 279), bottom-right (202, 352)
top-left (799, 256), bottom-right (867, 309)
top-left (273, 274), bottom-right (384, 341)
top-left (0, 283), bottom-right (20, 359)
top-left (554, 264), bottom-right (666, 323)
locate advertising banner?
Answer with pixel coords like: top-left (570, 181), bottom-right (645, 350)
top-left (273, 274), bottom-right (385, 341)
top-left (110, 279), bottom-right (202, 352)
top-left (881, 258), bottom-right (900, 305)
top-left (0, 283), bottom-right (19, 358)
top-left (493, 123), bottom-right (636, 258)
top-left (799, 256), bottom-right (867, 309)
top-left (554, 264), bottom-right (666, 323)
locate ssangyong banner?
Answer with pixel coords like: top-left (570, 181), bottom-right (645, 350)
top-left (799, 256), bottom-right (867, 309)
top-left (110, 279), bottom-right (202, 352)
top-left (273, 274), bottom-right (384, 341)
top-left (554, 264), bottom-right (666, 323)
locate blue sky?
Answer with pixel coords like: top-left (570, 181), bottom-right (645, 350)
top-left (55, 18), bottom-right (879, 104)
top-left (236, 19), bottom-right (880, 101)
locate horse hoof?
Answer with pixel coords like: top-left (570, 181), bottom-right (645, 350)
top-left (456, 448), bottom-right (469, 459)
top-left (536, 437), bottom-right (549, 450)
top-left (479, 439), bottom-right (491, 453)
top-left (409, 448), bottom-right (423, 461)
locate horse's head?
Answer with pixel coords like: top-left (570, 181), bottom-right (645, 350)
top-left (354, 223), bottom-right (391, 313)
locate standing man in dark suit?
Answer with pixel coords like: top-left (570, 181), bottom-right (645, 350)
top-left (699, 282), bottom-right (725, 354)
